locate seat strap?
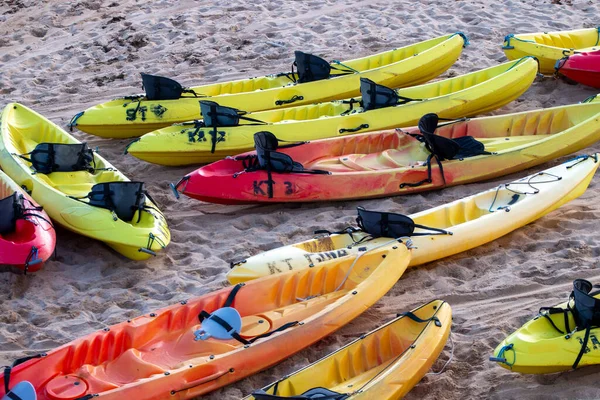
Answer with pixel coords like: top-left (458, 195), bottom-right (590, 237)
top-left (196, 283), bottom-right (299, 345)
top-left (573, 326), bottom-right (592, 369)
top-left (3, 354), bottom-right (44, 394)
top-left (410, 223), bottom-right (452, 236)
top-left (539, 306), bottom-right (571, 335)
top-left (313, 227), bottom-right (366, 244)
top-left (6, 392), bottom-right (24, 400)
top-left (198, 310), bottom-right (299, 345)
top-left (399, 153), bottom-right (445, 188)
top-left (397, 311), bottom-right (442, 327)
top-left (224, 283), bottom-right (244, 308)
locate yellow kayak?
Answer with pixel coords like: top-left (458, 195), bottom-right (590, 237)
top-left (245, 300), bottom-right (451, 400)
top-left (492, 279), bottom-right (600, 374)
top-left (71, 33), bottom-right (467, 138)
top-left (227, 154), bottom-right (599, 283)
top-left (503, 27), bottom-right (600, 74)
top-left (0, 103), bottom-right (170, 260)
top-left (127, 57), bottom-right (538, 166)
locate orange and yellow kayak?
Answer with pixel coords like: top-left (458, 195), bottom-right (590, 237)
top-left (0, 240), bottom-right (411, 399)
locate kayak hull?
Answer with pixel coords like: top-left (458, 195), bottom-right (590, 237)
top-left (0, 242), bottom-right (411, 399)
top-left (226, 154), bottom-right (600, 283)
top-left (557, 50), bottom-right (600, 88)
top-left (0, 103), bottom-right (170, 260)
top-left (0, 170), bottom-right (55, 272)
top-left (74, 34), bottom-right (466, 138)
top-left (245, 301), bottom-right (451, 400)
top-left (178, 101), bottom-right (600, 204)
top-left (129, 58), bottom-right (538, 166)
top-left (503, 27), bottom-right (600, 74)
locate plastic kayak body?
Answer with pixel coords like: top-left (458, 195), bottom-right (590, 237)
top-left (492, 291), bottom-right (600, 374)
top-left (0, 170), bottom-right (55, 272)
top-left (226, 155), bottom-right (599, 283)
top-left (128, 57), bottom-right (538, 166)
top-left (0, 103), bottom-right (170, 260)
top-left (0, 241), bottom-right (411, 399)
top-left (245, 300), bottom-right (451, 400)
top-left (177, 101), bottom-right (600, 204)
top-left (72, 34), bottom-right (466, 138)
top-left (503, 27), bottom-right (600, 74)
top-left (556, 50), bottom-right (600, 88)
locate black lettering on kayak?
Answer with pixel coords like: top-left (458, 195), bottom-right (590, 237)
top-left (254, 180), bottom-right (273, 196)
top-left (578, 336), bottom-right (591, 353)
top-left (591, 335), bottom-right (600, 350)
top-left (282, 258), bottom-right (293, 270)
top-left (150, 104), bottom-right (168, 118)
top-left (315, 250), bottom-right (349, 263)
top-left (267, 262), bottom-right (282, 275)
top-left (284, 181), bottom-right (293, 195)
top-left (126, 106), bottom-right (148, 121)
top-left (187, 129), bottom-right (207, 143)
top-left (303, 254), bottom-right (315, 264)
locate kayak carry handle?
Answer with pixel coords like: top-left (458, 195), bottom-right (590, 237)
top-left (169, 183), bottom-right (180, 200)
top-left (139, 248), bottom-right (157, 256)
top-left (339, 123), bottom-right (369, 134)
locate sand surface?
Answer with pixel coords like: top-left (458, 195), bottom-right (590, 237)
top-left (2, 0), bottom-right (600, 398)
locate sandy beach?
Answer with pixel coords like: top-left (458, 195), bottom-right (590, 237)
top-left (1, 0), bottom-right (600, 398)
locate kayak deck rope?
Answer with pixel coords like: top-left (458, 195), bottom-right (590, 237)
top-left (487, 171), bottom-right (562, 212)
top-left (502, 34), bottom-right (536, 50)
top-left (490, 343), bottom-right (516, 367)
top-left (67, 111), bottom-right (84, 132)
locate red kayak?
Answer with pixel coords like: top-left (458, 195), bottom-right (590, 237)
top-left (0, 170), bottom-right (55, 273)
top-left (172, 105), bottom-right (600, 204)
top-left (556, 50), bottom-right (600, 89)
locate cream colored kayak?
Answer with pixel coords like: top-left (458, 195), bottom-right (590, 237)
top-left (227, 154), bottom-right (599, 284)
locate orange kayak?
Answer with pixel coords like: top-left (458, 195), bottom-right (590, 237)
top-left (0, 240), bottom-right (411, 400)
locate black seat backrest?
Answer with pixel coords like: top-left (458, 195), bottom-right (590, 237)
top-left (254, 131), bottom-right (300, 173)
top-left (418, 113), bottom-right (460, 161)
top-left (360, 78), bottom-right (399, 111)
top-left (572, 279), bottom-right (600, 329)
top-left (28, 143), bottom-right (95, 174)
top-left (87, 182), bottom-right (147, 222)
top-left (254, 131), bottom-right (280, 152)
top-left (200, 100), bottom-right (243, 127)
top-left (295, 51), bottom-right (331, 83)
top-left (141, 73), bottom-right (185, 100)
top-left (0, 192), bottom-right (23, 235)
top-left (356, 207), bottom-right (417, 238)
